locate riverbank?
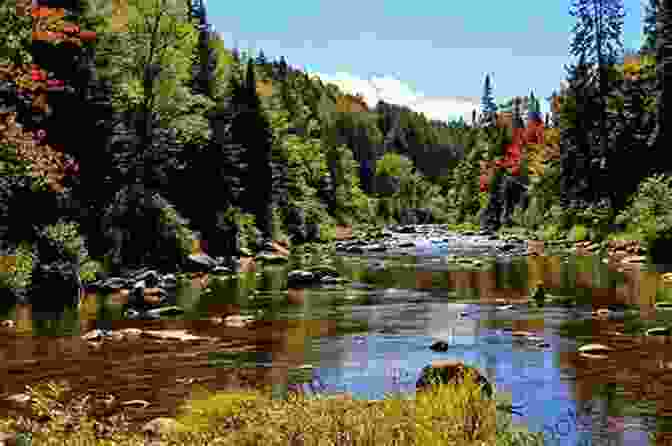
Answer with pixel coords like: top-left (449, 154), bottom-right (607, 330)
top-left (0, 374), bottom-right (544, 446)
top-left (1, 221), bottom-right (667, 445)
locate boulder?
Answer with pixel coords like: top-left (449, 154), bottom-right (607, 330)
top-left (416, 361), bottom-right (493, 398)
top-left (186, 253), bottom-right (219, 271)
top-left (287, 270), bottom-right (316, 288)
top-left (429, 340), bottom-right (450, 352)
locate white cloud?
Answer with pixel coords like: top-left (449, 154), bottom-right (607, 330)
top-left (310, 71), bottom-right (480, 123)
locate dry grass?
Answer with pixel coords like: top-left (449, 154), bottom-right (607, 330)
top-left (0, 373), bottom-right (544, 445)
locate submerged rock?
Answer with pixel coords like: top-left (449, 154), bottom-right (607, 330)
top-left (429, 340), bottom-right (450, 352)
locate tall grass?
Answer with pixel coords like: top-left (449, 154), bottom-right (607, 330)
top-left (0, 373), bottom-right (544, 445)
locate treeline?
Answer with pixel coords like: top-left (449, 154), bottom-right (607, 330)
top-left (0, 0), bottom-right (477, 306)
top-left (1, 0), bottom-right (672, 307)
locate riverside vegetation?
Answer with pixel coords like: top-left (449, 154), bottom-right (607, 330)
top-left (0, 0), bottom-right (670, 444)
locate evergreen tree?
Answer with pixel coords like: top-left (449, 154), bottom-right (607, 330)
top-left (279, 55), bottom-right (289, 79)
top-left (480, 74), bottom-right (497, 126)
top-left (528, 90), bottom-right (541, 118)
top-left (642, 0), bottom-right (657, 54)
top-left (655, 0), bottom-right (672, 175)
top-left (255, 49), bottom-right (267, 66)
top-left (512, 97), bottom-right (524, 129)
top-left (559, 53), bottom-right (603, 208)
top-left (569, 0), bottom-right (624, 198)
top-left (240, 59), bottom-right (274, 239)
top-left (190, 0), bottom-right (217, 98)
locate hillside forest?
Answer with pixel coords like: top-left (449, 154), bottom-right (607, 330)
top-left (0, 0), bottom-right (670, 304)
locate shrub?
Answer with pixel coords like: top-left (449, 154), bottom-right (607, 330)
top-left (233, 209), bottom-right (257, 252)
top-left (0, 241), bottom-right (36, 292)
top-left (157, 197), bottom-right (194, 258)
top-left (37, 219), bottom-right (86, 261)
top-left (376, 152), bottom-right (414, 178)
top-left (615, 174), bottom-right (672, 261)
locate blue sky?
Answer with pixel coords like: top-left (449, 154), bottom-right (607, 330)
top-left (207, 0), bottom-right (645, 121)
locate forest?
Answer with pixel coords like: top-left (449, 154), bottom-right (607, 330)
top-left (0, 0), bottom-right (670, 306)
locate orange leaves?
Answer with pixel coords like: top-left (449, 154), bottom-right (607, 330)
top-left (335, 94), bottom-right (368, 113)
top-left (31, 7), bottom-right (65, 18)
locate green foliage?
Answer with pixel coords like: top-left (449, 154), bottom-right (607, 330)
top-left (157, 198), bottom-right (194, 257)
top-left (569, 224), bottom-right (588, 242)
top-left (39, 220), bottom-right (85, 261)
top-left (329, 145), bottom-right (369, 224)
top-left (524, 159), bottom-right (562, 229)
top-left (615, 174), bottom-right (672, 257)
top-left (376, 152), bottom-right (414, 178)
top-left (540, 223), bottom-right (563, 241)
top-left (96, 0), bottom-right (214, 147)
top-left (236, 211), bottom-right (257, 253)
top-left (79, 259), bottom-right (103, 284)
top-left (0, 142), bottom-right (34, 178)
top-left (270, 207), bottom-right (286, 242)
top-left (453, 138), bottom-right (486, 222)
top-left (0, 242), bottom-right (36, 292)
top-left (0, 1), bottom-right (33, 66)
top-left (284, 136), bottom-right (328, 201)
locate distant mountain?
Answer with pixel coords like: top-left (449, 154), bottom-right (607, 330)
top-left (310, 72), bottom-right (480, 124)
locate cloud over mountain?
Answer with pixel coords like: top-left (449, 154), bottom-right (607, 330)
top-left (310, 71), bottom-right (481, 123)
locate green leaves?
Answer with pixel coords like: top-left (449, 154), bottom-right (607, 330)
top-left (0, 2), bottom-right (33, 65)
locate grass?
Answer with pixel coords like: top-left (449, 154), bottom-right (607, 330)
top-left (0, 373), bottom-right (545, 446)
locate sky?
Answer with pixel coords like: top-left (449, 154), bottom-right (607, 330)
top-left (206, 0), bottom-right (645, 123)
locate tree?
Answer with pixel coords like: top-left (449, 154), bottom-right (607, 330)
top-left (0, 0), bottom-right (33, 66)
top-left (239, 59), bottom-right (275, 239)
top-left (642, 0), bottom-right (657, 53)
top-left (189, 0), bottom-right (217, 98)
top-left (568, 0), bottom-right (624, 199)
top-left (480, 74), bottom-right (497, 126)
top-left (655, 0), bottom-right (672, 174)
top-left (559, 53), bottom-right (603, 208)
top-left (255, 49), bottom-right (268, 66)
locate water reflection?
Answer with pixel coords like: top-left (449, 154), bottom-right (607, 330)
top-left (2, 242), bottom-right (672, 442)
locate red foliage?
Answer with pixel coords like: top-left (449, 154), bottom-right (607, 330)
top-left (479, 117), bottom-right (544, 192)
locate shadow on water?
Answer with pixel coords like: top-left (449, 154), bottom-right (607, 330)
top-left (3, 235), bottom-right (672, 443)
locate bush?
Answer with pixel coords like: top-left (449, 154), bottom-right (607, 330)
top-left (615, 174), bottom-right (672, 262)
top-left (156, 197), bottom-right (194, 258)
top-left (376, 152), bottom-right (414, 178)
top-left (38, 219), bottom-right (86, 262)
top-left (0, 241), bottom-right (36, 293)
top-left (234, 209), bottom-right (257, 252)
top-left (270, 207), bottom-right (286, 242)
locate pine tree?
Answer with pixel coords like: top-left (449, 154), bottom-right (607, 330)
top-left (512, 97), bottom-right (524, 129)
top-left (569, 0), bottom-right (624, 198)
top-left (255, 49), bottom-right (267, 66)
top-left (240, 59), bottom-right (274, 240)
top-left (190, 0), bottom-right (217, 98)
top-left (641, 0), bottom-right (657, 54)
top-left (559, 53), bottom-right (602, 208)
top-left (480, 74), bottom-right (497, 126)
top-left (655, 0), bottom-right (672, 174)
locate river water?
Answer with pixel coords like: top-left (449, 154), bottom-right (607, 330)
top-left (2, 228), bottom-right (672, 446)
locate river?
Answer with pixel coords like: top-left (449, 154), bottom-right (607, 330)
top-left (1, 226), bottom-right (672, 446)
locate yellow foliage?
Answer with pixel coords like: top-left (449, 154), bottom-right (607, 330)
top-left (523, 128), bottom-right (560, 179)
top-left (256, 80), bottom-right (274, 98)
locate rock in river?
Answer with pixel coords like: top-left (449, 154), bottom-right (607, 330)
top-left (416, 360), bottom-right (493, 398)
